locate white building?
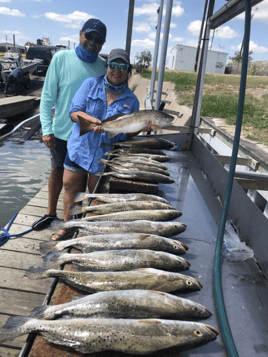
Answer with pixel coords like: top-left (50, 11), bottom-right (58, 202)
top-left (170, 44), bottom-right (228, 74)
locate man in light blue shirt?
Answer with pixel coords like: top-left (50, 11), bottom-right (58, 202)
top-left (33, 18), bottom-right (107, 230)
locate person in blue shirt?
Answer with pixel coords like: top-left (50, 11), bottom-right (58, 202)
top-left (51, 48), bottom-right (150, 241)
top-left (4, 66), bottom-right (22, 95)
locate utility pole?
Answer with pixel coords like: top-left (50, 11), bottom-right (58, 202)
top-left (126, 0), bottom-right (135, 56)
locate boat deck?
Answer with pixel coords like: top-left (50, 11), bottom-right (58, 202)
top-left (0, 184), bottom-right (63, 357)
top-left (0, 134), bottom-right (268, 356)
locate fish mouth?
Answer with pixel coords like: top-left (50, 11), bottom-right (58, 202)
top-left (204, 324), bottom-right (219, 336)
top-left (200, 304), bottom-right (212, 317)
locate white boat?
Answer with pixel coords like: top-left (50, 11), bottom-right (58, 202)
top-left (0, 50), bottom-right (42, 82)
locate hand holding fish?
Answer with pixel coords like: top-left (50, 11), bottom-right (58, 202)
top-left (70, 111), bottom-right (105, 134)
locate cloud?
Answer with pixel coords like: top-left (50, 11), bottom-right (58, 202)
top-left (214, 26), bottom-right (239, 39)
top-left (0, 7), bottom-right (25, 16)
top-left (45, 11), bottom-right (94, 29)
top-left (133, 21), bottom-right (152, 33)
top-left (0, 0), bottom-right (11, 2)
top-left (132, 38), bottom-right (156, 49)
top-left (187, 20), bottom-right (239, 39)
top-left (237, 0), bottom-right (268, 23)
top-left (232, 41), bottom-right (268, 53)
top-left (31, 15), bottom-right (39, 18)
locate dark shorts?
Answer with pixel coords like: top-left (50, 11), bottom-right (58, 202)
top-left (50, 137), bottom-right (67, 169)
top-left (64, 151), bottom-right (98, 177)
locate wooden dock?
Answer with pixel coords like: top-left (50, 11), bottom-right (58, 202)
top-left (0, 183), bottom-right (63, 357)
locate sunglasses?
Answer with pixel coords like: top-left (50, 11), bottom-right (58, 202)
top-left (107, 62), bottom-right (129, 72)
top-left (84, 32), bottom-right (105, 45)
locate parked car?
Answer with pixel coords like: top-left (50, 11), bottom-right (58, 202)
top-left (26, 46), bottom-right (56, 74)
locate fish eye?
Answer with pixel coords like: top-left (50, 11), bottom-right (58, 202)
top-left (173, 245), bottom-right (179, 249)
top-left (194, 330), bottom-right (203, 337)
top-left (194, 307), bottom-right (198, 311)
top-left (186, 280), bottom-right (193, 286)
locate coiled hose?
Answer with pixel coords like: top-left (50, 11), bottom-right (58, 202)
top-left (0, 212), bottom-right (34, 246)
top-left (213, 1), bottom-right (251, 356)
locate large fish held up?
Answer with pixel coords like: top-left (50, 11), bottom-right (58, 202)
top-left (1, 316), bottom-right (218, 354)
top-left (78, 109), bottom-right (174, 138)
top-left (29, 289), bottom-right (211, 320)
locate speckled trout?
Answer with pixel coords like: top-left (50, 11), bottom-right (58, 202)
top-left (0, 317), bottom-right (218, 354)
top-left (97, 171), bottom-right (175, 184)
top-left (101, 137), bottom-right (174, 149)
top-left (50, 220), bottom-right (187, 237)
top-left (26, 267), bottom-right (202, 293)
top-left (42, 249), bottom-right (191, 272)
top-left (79, 109), bottom-right (174, 138)
top-left (69, 200), bottom-right (174, 216)
top-left (74, 192), bottom-right (170, 204)
top-left (79, 210), bottom-right (181, 222)
top-left (39, 233), bottom-right (188, 257)
top-left (107, 152), bottom-right (171, 162)
top-left (29, 290), bottom-right (210, 320)
top-left (98, 158), bottom-right (170, 176)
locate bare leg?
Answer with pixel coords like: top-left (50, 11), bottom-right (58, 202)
top-left (46, 167), bottom-right (64, 216)
top-left (87, 174), bottom-right (99, 194)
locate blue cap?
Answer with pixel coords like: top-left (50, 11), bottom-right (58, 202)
top-left (82, 19), bottom-right (106, 42)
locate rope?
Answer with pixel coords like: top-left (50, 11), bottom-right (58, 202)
top-left (0, 212), bottom-right (34, 247)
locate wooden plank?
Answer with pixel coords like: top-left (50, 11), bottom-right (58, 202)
top-left (0, 288), bottom-right (46, 315)
top-left (27, 197), bottom-right (64, 210)
top-left (235, 178), bottom-right (268, 190)
top-left (0, 250), bottom-right (44, 270)
top-left (110, 177), bottom-right (158, 194)
top-left (0, 346), bottom-right (22, 356)
top-left (0, 237), bottom-right (41, 255)
top-left (6, 223), bottom-right (54, 241)
top-left (19, 205), bottom-right (64, 220)
top-left (0, 267), bottom-right (52, 294)
top-left (214, 155), bottom-right (253, 166)
top-left (0, 314), bottom-right (27, 349)
top-left (33, 189), bottom-right (64, 202)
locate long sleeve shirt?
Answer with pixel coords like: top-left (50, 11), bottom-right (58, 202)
top-left (68, 75), bottom-right (140, 174)
top-left (40, 49), bottom-right (106, 141)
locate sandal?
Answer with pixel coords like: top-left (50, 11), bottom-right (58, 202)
top-left (51, 228), bottom-right (77, 241)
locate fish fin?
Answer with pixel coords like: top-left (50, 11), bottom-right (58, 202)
top-left (108, 132), bottom-right (118, 139)
top-left (69, 205), bottom-right (84, 216)
top-left (49, 219), bottom-right (65, 231)
top-left (101, 113), bottom-right (124, 124)
top-left (39, 241), bottom-right (60, 257)
top-left (29, 305), bottom-right (48, 319)
top-left (74, 192), bottom-right (89, 203)
top-left (0, 316), bottom-right (33, 342)
top-left (138, 234), bottom-right (150, 240)
top-left (95, 172), bottom-right (103, 177)
top-left (24, 266), bottom-right (50, 279)
top-left (150, 123), bottom-right (161, 130)
top-left (78, 115), bottom-right (99, 136)
top-left (43, 251), bottom-right (65, 268)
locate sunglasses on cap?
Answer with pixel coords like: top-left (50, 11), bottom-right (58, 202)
top-left (84, 32), bottom-right (105, 45)
top-left (107, 62), bottom-right (129, 72)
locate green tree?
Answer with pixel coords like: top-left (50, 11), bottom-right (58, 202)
top-left (135, 50), bottom-right (152, 68)
top-left (229, 50), bottom-right (253, 63)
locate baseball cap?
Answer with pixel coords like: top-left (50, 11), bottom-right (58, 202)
top-left (108, 49), bottom-right (130, 64)
top-left (82, 19), bottom-right (107, 42)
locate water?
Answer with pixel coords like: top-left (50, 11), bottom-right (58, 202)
top-left (0, 129), bottom-right (51, 228)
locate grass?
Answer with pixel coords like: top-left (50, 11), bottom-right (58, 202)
top-left (140, 70), bottom-right (268, 146)
top-left (131, 84), bottom-right (138, 92)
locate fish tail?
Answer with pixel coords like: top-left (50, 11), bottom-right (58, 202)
top-left (0, 316), bottom-right (33, 342)
top-left (98, 158), bottom-right (108, 165)
top-left (74, 192), bottom-right (90, 203)
top-left (39, 241), bottom-right (60, 257)
top-left (69, 205), bottom-right (84, 216)
top-left (78, 115), bottom-right (98, 136)
top-left (29, 305), bottom-right (48, 319)
top-left (24, 265), bottom-right (50, 279)
top-left (42, 251), bottom-right (65, 268)
top-left (49, 219), bottom-right (65, 231)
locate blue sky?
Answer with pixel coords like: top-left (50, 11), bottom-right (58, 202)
top-left (1, 0), bottom-right (268, 66)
